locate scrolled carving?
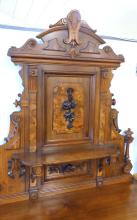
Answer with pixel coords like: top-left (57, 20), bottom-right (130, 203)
top-left (3, 111), bottom-right (21, 150)
top-left (42, 38), bottom-right (66, 52)
top-left (49, 18), bottom-right (67, 28)
top-left (103, 46), bottom-right (114, 54)
top-left (103, 46), bottom-right (124, 62)
top-left (111, 108), bottom-right (121, 133)
top-left (21, 38), bottom-right (37, 50)
top-left (62, 88), bottom-right (77, 129)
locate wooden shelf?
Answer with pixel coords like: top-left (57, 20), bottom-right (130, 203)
top-left (13, 143), bottom-right (117, 167)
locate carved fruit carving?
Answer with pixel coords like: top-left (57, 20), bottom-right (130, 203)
top-left (53, 84), bottom-right (84, 134)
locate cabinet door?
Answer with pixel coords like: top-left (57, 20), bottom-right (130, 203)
top-left (44, 74), bottom-right (95, 145)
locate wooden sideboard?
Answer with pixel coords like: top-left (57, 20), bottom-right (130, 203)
top-left (0, 10), bottom-right (133, 204)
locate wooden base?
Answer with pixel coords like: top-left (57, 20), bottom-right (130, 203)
top-left (0, 174), bottom-right (132, 205)
top-left (1, 182), bottom-right (137, 220)
top-left (0, 192), bottom-right (29, 206)
top-left (39, 174), bottom-right (133, 198)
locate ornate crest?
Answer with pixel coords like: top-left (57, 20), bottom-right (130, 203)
top-left (64, 10), bottom-right (81, 58)
top-left (64, 10), bottom-right (81, 45)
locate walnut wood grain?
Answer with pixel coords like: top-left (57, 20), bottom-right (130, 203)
top-left (0, 9), bottom-right (133, 204)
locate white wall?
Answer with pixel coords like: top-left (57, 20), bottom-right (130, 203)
top-left (0, 29), bottom-right (37, 144)
top-left (107, 39), bottom-right (137, 173)
top-left (0, 29), bottom-right (137, 173)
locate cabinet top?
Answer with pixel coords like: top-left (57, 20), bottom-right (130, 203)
top-left (8, 9), bottom-right (124, 68)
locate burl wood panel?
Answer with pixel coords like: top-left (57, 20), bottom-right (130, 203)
top-left (45, 75), bottom-right (93, 144)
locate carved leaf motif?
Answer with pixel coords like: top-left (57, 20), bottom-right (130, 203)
top-left (43, 38), bottom-right (66, 52)
top-left (49, 18), bottom-right (67, 28)
top-left (80, 41), bottom-right (100, 54)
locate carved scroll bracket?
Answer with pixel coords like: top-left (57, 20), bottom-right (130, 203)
top-left (3, 111), bottom-right (21, 150)
top-left (8, 159), bottom-right (26, 179)
top-left (96, 159), bottom-right (104, 186)
top-left (111, 109), bottom-right (121, 133)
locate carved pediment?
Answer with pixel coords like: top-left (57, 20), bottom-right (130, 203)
top-left (8, 9), bottom-right (124, 66)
